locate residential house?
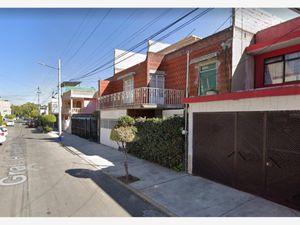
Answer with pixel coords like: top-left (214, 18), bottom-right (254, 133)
top-left (61, 83), bottom-right (97, 134)
top-left (97, 35), bottom-right (207, 148)
top-left (39, 105), bottom-right (48, 115)
top-left (183, 9), bottom-right (300, 210)
top-left (48, 97), bottom-right (58, 115)
top-left (0, 99), bottom-right (11, 117)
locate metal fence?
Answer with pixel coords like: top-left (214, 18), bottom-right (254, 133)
top-left (71, 114), bottom-right (98, 142)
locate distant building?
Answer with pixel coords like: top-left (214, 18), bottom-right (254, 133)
top-left (61, 83), bottom-right (97, 133)
top-left (48, 97), bottom-right (58, 115)
top-left (39, 105), bottom-right (48, 115)
top-left (0, 99), bottom-right (11, 117)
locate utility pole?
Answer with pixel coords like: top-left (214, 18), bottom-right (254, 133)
top-left (37, 86), bottom-right (41, 114)
top-left (38, 59), bottom-right (62, 141)
top-left (58, 59), bottom-right (62, 140)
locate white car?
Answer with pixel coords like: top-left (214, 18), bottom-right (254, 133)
top-left (0, 127), bottom-right (8, 136)
top-left (6, 120), bottom-right (14, 126)
top-left (0, 130), bottom-right (6, 145)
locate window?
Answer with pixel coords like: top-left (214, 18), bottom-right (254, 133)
top-left (198, 63), bottom-right (217, 95)
top-left (264, 51), bottom-right (300, 85)
top-left (149, 74), bottom-right (165, 104)
top-left (100, 119), bottom-right (117, 129)
top-left (123, 77), bottom-right (134, 104)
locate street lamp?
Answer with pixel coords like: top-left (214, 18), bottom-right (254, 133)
top-left (38, 59), bottom-right (62, 141)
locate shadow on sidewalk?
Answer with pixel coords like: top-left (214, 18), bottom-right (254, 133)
top-left (65, 168), bottom-right (169, 217)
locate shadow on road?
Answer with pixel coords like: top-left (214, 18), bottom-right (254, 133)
top-left (65, 168), bottom-right (169, 217)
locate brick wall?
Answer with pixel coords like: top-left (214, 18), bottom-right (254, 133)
top-left (99, 28), bottom-right (233, 98)
top-left (159, 28), bottom-right (233, 97)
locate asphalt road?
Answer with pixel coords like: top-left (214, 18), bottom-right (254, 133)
top-left (0, 123), bottom-right (167, 217)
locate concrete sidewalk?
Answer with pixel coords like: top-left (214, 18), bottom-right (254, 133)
top-left (49, 131), bottom-right (300, 217)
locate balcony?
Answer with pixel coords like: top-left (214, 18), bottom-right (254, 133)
top-left (62, 107), bottom-right (82, 114)
top-left (99, 87), bottom-right (184, 110)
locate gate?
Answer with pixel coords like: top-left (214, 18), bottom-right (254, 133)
top-left (193, 111), bottom-right (300, 210)
top-left (71, 114), bottom-right (98, 142)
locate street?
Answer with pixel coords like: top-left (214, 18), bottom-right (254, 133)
top-left (0, 123), bottom-right (167, 217)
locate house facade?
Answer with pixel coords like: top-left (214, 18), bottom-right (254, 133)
top-left (0, 99), bottom-right (11, 117)
top-left (61, 85), bottom-right (97, 133)
top-left (183, 12), bottom-right (300, 210)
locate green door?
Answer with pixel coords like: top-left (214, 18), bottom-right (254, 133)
top-left (199, 63), bottom-right (217, 95)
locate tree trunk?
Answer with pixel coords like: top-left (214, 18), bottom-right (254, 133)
top-left (122, 142), bottom-right (129, 183)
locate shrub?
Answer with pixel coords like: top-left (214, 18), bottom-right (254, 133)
top-left (127, 116), bottom-right (184, 171)
top-left (43, 126), bottom-right (53, 133)
top-left (41, 114), bottom-right (56, 127)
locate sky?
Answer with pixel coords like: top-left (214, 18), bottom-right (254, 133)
top-left (0, 8), bottom-right (298, 105)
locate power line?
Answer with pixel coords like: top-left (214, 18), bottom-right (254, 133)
top-left (65, 8), bottom-right (139, 79)
top-left (68, 8), bottom-right (202, 81)
top-left (63, 9), bottom-right (112, 67)
top-left (59, 9), bottom-right (93, 59)
top-left (71, 8), bottom-right (213, 81)
top-left (69, 8), bottom-right (173, 78)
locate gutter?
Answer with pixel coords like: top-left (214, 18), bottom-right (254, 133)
top-left (184, 51), bottom-right (190, 173)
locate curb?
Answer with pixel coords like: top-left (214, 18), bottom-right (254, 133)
top-left (61, 143), bottom-right (177, 217)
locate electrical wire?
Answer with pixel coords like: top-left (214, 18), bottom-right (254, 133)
top-left (68, 8), bottom-right (203, 81)
top-left (63, 9), bottom-right (112, 67)
top-left (69, 8), bottom-right (174, 78)
top-left (70, 8), bottom-right (213, 81)
top-left (65, 8), bottom-right (139, 79)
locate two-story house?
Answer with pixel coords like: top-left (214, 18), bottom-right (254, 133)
top-left (61, 82), bottom-right (97, 133)
top-left (97, 37), bottom-right (203, 148)
top-left (183, 11), bottom-right (300, 210)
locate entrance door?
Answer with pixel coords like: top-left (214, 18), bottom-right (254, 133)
top-left (266, 111), bottom-right (300, 209)
top-left (193, 113), bottom-right (235, 186)
top-left (123, 77), bottom-right (134, 104)
top-left (236, 112), bottom-right (265, 195)
top-left (193, 111), bottom-right (300, 210)
top-left (149, 74), bottom-right (165, 104)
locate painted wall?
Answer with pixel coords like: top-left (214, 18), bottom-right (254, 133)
top-left (114, 49), bottom-right (146, 73)
top-left (0, 100), bottom-right (11, 117)
top-left (187, 94), bottom-right (300, 173)
top-left (100, 109), bottom-right (127, 149)
top-left (162, 109), bottom-right (184, 118)
top-left (231, 8), bottom-right (283, 92)
top-left (82, 99), bottom-right (97, 114)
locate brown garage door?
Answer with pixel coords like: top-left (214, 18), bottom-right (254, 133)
top-left (193, 111), bottom-right (300, 210)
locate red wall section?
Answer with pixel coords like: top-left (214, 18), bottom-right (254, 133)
top-left (255, 44), bottom-right (300, 88)
top-left (256, 17), bottom-right (300, 43)
top-left (99, 28), bottom-right (233, 98)
top-left (159, 28), bottom-right (233, 97)
top-left (98, 80), bottom-right (110, 96)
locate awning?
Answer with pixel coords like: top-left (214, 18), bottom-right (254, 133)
top-left (246, 31), bottom-right (300, 55)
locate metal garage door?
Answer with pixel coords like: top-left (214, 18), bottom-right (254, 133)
top-left (193, 111), bottom-right (300, 210)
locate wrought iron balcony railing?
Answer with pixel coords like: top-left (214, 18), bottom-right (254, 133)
top-left (99, 87), bottom-right (184, 109)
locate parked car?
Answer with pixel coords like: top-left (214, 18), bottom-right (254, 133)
top-left (0, 127), bottom-right (8, 136)
top-left (27, 119), bottom-right (38, 128)
top-left (0, 129), bottom-right (6, 145)
top-left (6, 119), bottom-right (14, 126)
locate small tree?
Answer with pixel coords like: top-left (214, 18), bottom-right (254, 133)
top-left (30, 109), bottom-right (39, 119)
top-left (42, 114), bottom-right (56, 128)
top-left (110, 116), bottom-right (137, 183)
